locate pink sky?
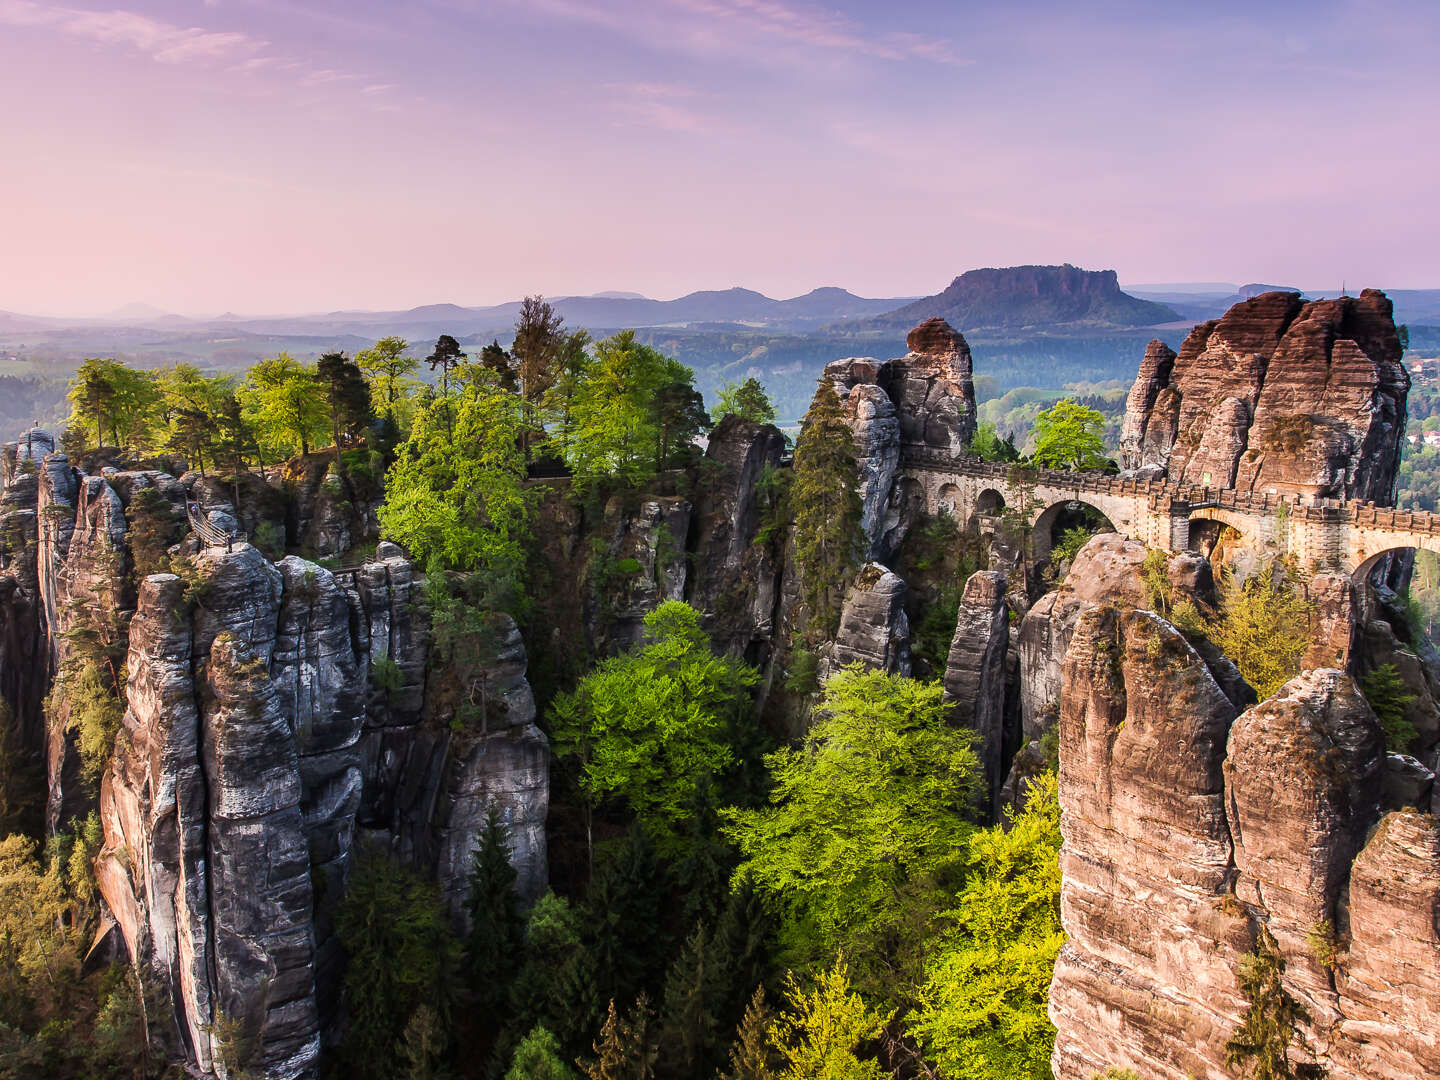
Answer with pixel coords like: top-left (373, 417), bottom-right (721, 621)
top-left (1, 0), bottom-right (1437, 316)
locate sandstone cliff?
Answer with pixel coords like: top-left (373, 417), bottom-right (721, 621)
top-left (1119, 289), bottom-right (1409, 501)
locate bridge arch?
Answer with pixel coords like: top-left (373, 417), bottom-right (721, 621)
top-left (936, 483), bottom-right (963, 515)
top-left (976, 487), bottom-right (1006, 515)
top-left (1030, 498), bottom-right (1117, 564)
top-left (1351, 536), bottom-right (1440, 582)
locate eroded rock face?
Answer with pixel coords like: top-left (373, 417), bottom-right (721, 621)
top-left (943, 570), bottom-right (1009, 810)
top-left (592, 495), bottom-right (692, 652)
top-left (688, 415), bottom-right (788, 656)
top-left (1050, 604), bottom-right (1244, 1080)
top-left (1119, 290), bottom-right (1408, 500)
top-left (819, 563), bottom-right (910, 678)
top-left (1051, 608), bottom-right (1439, 1080)
top-left (816, 319), bottom-right (978, 560)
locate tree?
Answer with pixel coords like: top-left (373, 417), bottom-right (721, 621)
top-left (214, 392), bottom-right (258, 510)
top-left (238, 354), bottom-right (329, 460)
top-left (652, 363), bottom-right (711, 470)
top-left (513, 296), bottom-right (566, 405)
top-left (657, 925), bottom-right (721, 1080)
top-left (317, 350), bottom-right (374, 474)
top-left (561, 331), bottom-right (677, 488)
top-left (549, 602), bottom-right (757, 858)
top-left (158, 363), bottom-right (230, 470)
top-left (1224, 925), bottom-right (1324, 1080)
top-left (1029, 400), bottom-right (1109, 470)
top-left (724, 987), bottom-right (780, 1080)
top-left (335, 849), bottom-right (459, 1080)
top-left (480, 339), bottom-right (519, 393)
top-left (967, 421), bottom-right (1019, 463)
top-left (1199, 565), bottom-right (1315, 700)
top-left (427, 334), bottom-right (466, 398)
top-left (767, 958), bottom-right (891, 1080)
top-left (723, 668), bottom-right (981, 981)
top-left (581, 996), bottom-right (658, 1080)
top-left (507, 893), bottom-right (588, 1051)
top-left (378, 372), bottom-right (533, 585)
top-left (712, 378), bottom-right (778, 426)
top-left (69, 358), bottom-right (118, 450)
top-left (1358, 663), bottom-right (1418, 751)
top-left (540, 331), bottom-right (595, 462)
top-left (355, 336), bottom-right (419, 424)
top-left (66, 358), bottom-right (162, 453)
top-left (506, 1026), bottom-right (579, 1080)
top-left (907, 772), bottom-right (1065, 1080)
top-left (790, 380), bottom-right (864, 638)
top-left (465, 807), bottom-right (526, 1037)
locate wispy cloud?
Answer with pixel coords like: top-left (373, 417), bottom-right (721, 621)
top-left (0, 0), bottom-right (264, 64)
top-left (606, 81), bottom-right (713, 132)
top-left (520, 0), bottom-right (964, 65)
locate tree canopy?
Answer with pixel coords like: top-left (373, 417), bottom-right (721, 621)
top-left (1029, 399), bottom-right (1109, 470)
top-left (712, 378), bottom-right (778, 426)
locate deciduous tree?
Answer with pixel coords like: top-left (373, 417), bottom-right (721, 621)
top-left (1029, 400), bottom-right (1109, 470)
top-left (712, 378), bottom-right (777, 426)
top-left (355, 336), bottom-right (419, 424)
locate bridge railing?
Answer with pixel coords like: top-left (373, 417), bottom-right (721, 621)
top-left (899, 443), bottom-right (1440, 536)
top-left (186, 502), bottom-right (238, 549)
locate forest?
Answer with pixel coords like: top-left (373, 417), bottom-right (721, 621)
top-left (0, 298), bottom-right (1368, 1080)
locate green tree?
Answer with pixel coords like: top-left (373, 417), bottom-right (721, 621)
top-left (378, 373), bottom-right (533, 584)
top-left (652, 364), bottom-right (711, 470)
top-left (791, 380), bottom-right (863, 637)
top-left (427, 334), bottom-right (466, 399)
top-left (508, 893), bottom-right (588, 1050)
top-left (712, 378), bottom-right (778, 426)
top-left (723, 668), bottom-right (981, 981)
top-left (1358, 663), bottom-right (1419, 751)
top-left (355, 336), bottom-right (418, 424)
top-left (238, 354), bottom-right (329, 460)
top-left (214, 392), bottom-right (258, 510)
top-left (657, 924), bottom-right (722, 1080)
top-left (506, 1025), bottom-right (579, 1080)
top-left (907, 771), bottom-right (1065, 1080)
top-left (1029, 400), bottom-right (1109, 470)
top-left (549, 602), bottom-right (757, 857)
top-left (1225, 925), bottom-right (1324, 1080)
top-left (513, 296), bottom-right (567, 406)
top-left (1201, 565), bottom-right (1315, 700)
top-left (317, 350), bottom-right (374, 474)
top-left (967, 421), bottom-right (1020, 463)
top-left (767, 958), bottom-right (891, 1080)
top-left (465, 807), bottom-right (526, 1041)
top-left (481, 339), bottom-right (520, 392)
top-left (66, 358), bottom-right (162, 453)
top-left (157, 363), bottom-right (230, 470)
top-left (561, 331), bottom-right (676, 488)
top-left (335, 849), bottom-right (459, 1080)
top-left (540, 331), bottom-right (595, 462)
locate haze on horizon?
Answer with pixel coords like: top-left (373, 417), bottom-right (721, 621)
top-left (2, 0), bottom-right (1437, 317)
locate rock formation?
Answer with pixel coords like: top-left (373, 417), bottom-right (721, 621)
top-left (942, 570), bottom-right (1009, 809)
top-left (818, 317), bottom-right (977, 560)
top-left (1049, 583), bottom-right (1439, 1080)
top-left (819, 563), bottom-right (910, 678)
top-left (1119, 289), bottom-right (1408, 501)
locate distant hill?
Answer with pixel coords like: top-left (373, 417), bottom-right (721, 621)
top-left (874, 265), bottom-right (1180, 331)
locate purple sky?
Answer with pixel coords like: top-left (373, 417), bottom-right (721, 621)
top-left (2, 0), bottom-right (1437, 316)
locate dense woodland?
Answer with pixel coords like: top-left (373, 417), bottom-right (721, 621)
top-left (0, 298), bottom-right (1422, 1080)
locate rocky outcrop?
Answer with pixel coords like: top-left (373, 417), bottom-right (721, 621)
top-left (819, 563), bottom-right (909, 678)
top-left (822, 358), bottom-right (901, 560)
top-left (943, 570), bottom-right (1009, 809)
top-left (591, 495), bottom-right (691, 652)
top-left (1118, 290), bottom-right (1408, 501)
top-left (817, 319), bottom-right (978, 560)
top-left (1050, 592), bottom-right (1439, 1080)
top-left (688, 415), bottom-right (788, 656)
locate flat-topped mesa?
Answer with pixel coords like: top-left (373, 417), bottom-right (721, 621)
top-left (1119, 289), bottom-right (1409, 503)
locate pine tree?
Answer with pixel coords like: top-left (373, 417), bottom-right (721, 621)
top-left (317, 351), bottom-right (374, 475)
top-left (1224, 924), bottom-right (1325, 1080)
top-left (724, 987), bottom-right (779, 1080)
top-left (428, 335), bottom-right (467, 398)
top-left (505, 1025), bottom-right (579, 1080)
top-left (790, 379), bottom-right (863, 639)
top-left (657, 924), bottom-right (720, 1080)
top-left (465, 807), bottom-right (526, 1041)
top-left (710, 876), bottom-right (775, 1029)
top-left (581, 996), bottom-right (658, 1080)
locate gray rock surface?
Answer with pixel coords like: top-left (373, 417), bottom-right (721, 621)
top-left (943, 570), bottom-right (1009, 810)
top-left (819, 562), bottom-right (910, 678)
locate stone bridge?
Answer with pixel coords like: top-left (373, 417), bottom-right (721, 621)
top-left (900, 445), bottom-right (1440, 578)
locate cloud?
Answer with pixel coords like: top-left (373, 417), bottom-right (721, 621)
top-left (520, 0), bottom-right (964, 65)
top-left (604, 81), bottom-right (717, 132)
top-left (0, 0), bottom-right (264, 64)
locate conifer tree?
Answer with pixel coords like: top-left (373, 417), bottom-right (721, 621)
top-left (465, 807), bottom-right (526, 1038)
top-left (1224, 925), bottom-right (1324, 1080)
top-left (710, 876), bottom-right (775, 1027)
top-left (657, 924), bottom-right (720, 1080)
top-left (724, 988), bottom-right (779, 1080)
top-left (790, 379), bottom-right (863, 638)
top-left (317, 350), bottom-right (373, 475)
top-left (581, 996), bottom-right (658, 1080)
top-left (712, 378), bottom-right (778, 426)
top-left (505, 1025), bottom-right (579, 1080)
top-left (427, 335), bottom-right (467, 398)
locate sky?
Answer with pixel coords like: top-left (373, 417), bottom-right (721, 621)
top-left (1, 0), bottom-right (1437, 316)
